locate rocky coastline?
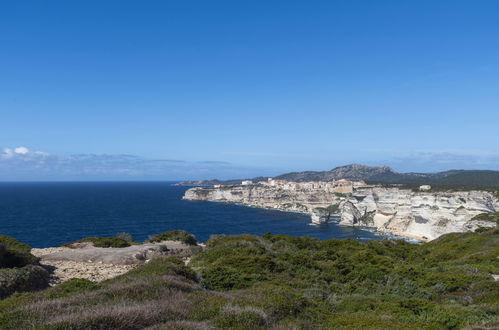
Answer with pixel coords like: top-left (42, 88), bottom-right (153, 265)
top-left (183, 183), bottom-right (499, 241)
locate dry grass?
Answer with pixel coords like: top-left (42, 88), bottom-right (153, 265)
top-left (0, 257), bottom-right (212, 329)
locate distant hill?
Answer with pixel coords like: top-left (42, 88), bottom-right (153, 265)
top-left (368, 169), bottom-right (499, 189)
top-left (175, 164), bottom-right (499, 189)
top-left (275, 164), bottom-right (394, 182)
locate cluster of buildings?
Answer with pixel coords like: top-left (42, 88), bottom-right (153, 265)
top-left (215, 178), bottom-right (433, 194)
top-left (237, 178), bottom-right (366, 194)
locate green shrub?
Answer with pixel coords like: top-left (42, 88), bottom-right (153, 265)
top-left (248, 285), bottom-right (308, 319)
top-left (0, 235), bottom-right (32, 255)
top-left (475, 226), bottom-right (494, 233)
top-left (397, 297), bottom-right (433, 315)
top-left (112, 256), bottom-right (197, 282)
top-left (213, 305), bottom-right (267, 329)
top-left (0, 265), bottom-right (49, 299)
top-left (200, 265), bottom-right (260, 290)
top-left (63, 236), bottom-right (131, 248)
top-left (149, 230), bottom-right (197, 246)
top-left (336, 295), bottom-right (379, 313)
top-left (0, 235), bottom-right (37, 268)
top-left (471, 212), bottom-right (499, 225)
top-left (45, 278), bottom-right (99, 298)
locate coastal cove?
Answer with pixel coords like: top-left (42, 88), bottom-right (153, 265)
top-left (0, 182), bottom-right (389, 248)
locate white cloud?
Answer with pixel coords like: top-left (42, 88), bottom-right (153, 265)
top-left (14, 146), bottom-right (29, 154)
top-left (1, 148), bottom-right (14, 159)
top-left (0, 146), bottom-right (274, 180)
top-left (1, 146), bottom-right (50, 160)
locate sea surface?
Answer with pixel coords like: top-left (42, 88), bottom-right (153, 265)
top-left (0, 182), bottom-right (390, 248)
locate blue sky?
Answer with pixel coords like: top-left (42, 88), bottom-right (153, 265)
top-left (1, 1), bottom-right (498, 180)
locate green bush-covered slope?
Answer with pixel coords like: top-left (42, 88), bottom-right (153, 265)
top-left (0, 229), bottom-right (497, 329)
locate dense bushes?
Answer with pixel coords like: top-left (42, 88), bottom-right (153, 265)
top-left (0, 236), bottom-right (49, 299)
top-left (149, 230), bottom-right (198, 246)
top-left (190, 230), bottom-right (499, 329)
top-left (0, 230), bottom-right (498, 329)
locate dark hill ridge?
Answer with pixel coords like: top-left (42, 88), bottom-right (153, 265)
top-left (275, 164), bottom-right (394, 182)
top-left (367, 169), bottom-right (499, 188)
top-left (175, 164), bottom-right (499, 189)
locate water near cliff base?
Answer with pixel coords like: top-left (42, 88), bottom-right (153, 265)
top-left (0, 182), bottom-right (387, 248)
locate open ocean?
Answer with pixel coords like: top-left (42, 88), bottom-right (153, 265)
top-left (0, 182), bottom-right (389, 248)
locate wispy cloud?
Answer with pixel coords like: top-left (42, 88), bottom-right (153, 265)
top-left (0, 147), bottom-right (276, 181)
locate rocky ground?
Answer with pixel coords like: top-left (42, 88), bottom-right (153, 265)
top-left (32, 241), bottom-right (203, 284)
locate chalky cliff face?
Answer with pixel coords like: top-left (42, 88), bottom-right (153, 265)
top-left (183, 184), bottom-right (499, 241)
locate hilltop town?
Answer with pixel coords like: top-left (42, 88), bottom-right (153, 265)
top-left (218, 177), bottom-right (365, 194)
top-left (218, 177), bottom-right (434, 194)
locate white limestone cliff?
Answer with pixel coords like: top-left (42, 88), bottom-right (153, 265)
top-left (183, 184), bottom-right (499, 241)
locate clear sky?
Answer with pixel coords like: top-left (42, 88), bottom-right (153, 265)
top-left (1, 0), bottom-right (499, 180)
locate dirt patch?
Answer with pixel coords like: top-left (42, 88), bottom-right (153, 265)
top-left (31, 241), bottom-right (202, 284)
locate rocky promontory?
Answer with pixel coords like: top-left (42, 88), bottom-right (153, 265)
top-left (183, 182), bottom-right (499, 241)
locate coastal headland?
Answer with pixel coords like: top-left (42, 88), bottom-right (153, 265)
top-left (183, 177), bottom-right (499, 241)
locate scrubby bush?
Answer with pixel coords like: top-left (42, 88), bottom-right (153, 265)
top-left (149, 230), bottom-right (197, 246)
top-left (0, 265), bottom-right (49, 299)
top-left (63, 236), bottom-right (131, 248)
top-left (45, 278), bottom-right (99, 299)
top-left (213, 305), bottom-right (267, 329)
top-left (471, 211), bottom-right (499, 225)
top-left (116, 232), bottom-right (135, 243)
top-left (0, 235), bottom-right (37, 268)
top-left (0, 235), bottom-right (48, 300)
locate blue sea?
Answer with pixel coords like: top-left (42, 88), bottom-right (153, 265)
top-left (0, 182), bottom-right (389, 248)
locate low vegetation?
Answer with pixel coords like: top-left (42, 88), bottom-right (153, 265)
top-left (190, 230), bottom-right (499, 329)
top-left (63, 230), bottom-right (199, 248)
top-left (149, 230), bottom-right (198, 246)
top-left (316, 204), bottom-right (340, 214)
top-left (0, 235), bottom-right (49, 300)
top-left (63, 236), bottom-right (132, 248)
top-left (471, 211), bottom-right (499, 226)
top-left (0, 235), bottom-right (37, 268)
top-left (0, 229), bottom-right (497, 329)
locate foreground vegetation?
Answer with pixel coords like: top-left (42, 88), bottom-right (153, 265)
top-left (63, 230), bottom-right (198, 248)
top-left (0, 228), bottom-right (498, 329)
top-left (148, 230), bottom-right (198, 246)
top-left (0, 235), bottom-right (48, 299)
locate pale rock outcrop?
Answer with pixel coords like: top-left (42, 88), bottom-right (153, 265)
top-left (183, 185), bottom-right (499, 241)
top-left (32, 241), bottom-right (202, 284)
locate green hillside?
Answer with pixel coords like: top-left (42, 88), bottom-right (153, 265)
top-left (1, 228), bottom-right (498, 329)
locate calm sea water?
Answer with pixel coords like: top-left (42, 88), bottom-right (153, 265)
top-left (0, 182), bottom-right (388, 248)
